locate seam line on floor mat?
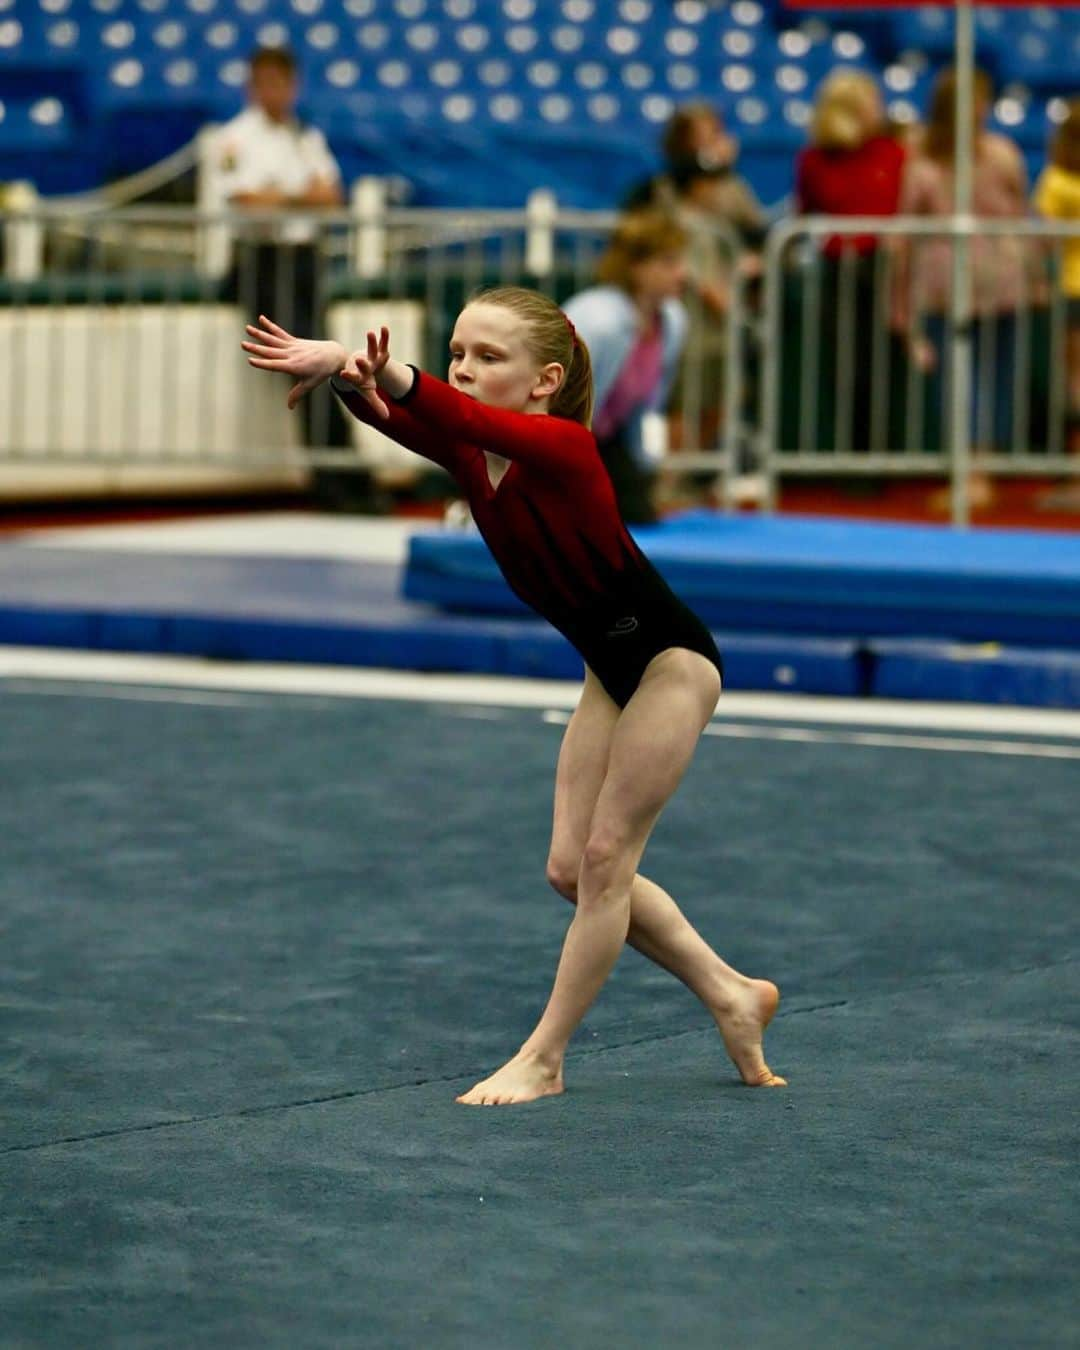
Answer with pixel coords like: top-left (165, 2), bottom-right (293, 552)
top-left (2, 954), bottom-right (1074, 1157)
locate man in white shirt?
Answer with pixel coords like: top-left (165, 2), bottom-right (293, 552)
top-left (213, 46), bottom-right (342, 242)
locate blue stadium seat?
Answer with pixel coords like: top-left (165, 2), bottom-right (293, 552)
top-left (890, 7), bottom-right (954, 64)
top-left (1004, 27), bottom-right (1080, 94)
top-left (997, 5), bottom-right (1068, 41)
top-left (0, 0), bottom-right (1073, 208)
top-left (991, 88), bottom-right (1053, 153)
top-left (0, 95), bottom-right (75, 147)
top-left (0, 13), bottom-right (31, 64)
top-left (719, 24), bottom-right (761, 64)
top-left (12, 14), bottom-right (85, 66)
top-left (396, 18), bottom-right (456, 58)
top-left (728, 91), bottom-right (799, 147)
top-left (719, 60), bottom-right (759, 100)
top-left (881, 59), bottom-right (928, 101)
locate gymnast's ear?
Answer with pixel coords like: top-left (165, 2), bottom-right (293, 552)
top-left (531, 361), bottom-right (565, 402)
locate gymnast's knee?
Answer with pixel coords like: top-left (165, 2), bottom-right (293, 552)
top-left (580, 828), bottom-right (628, 880)
top-left (545, 855), bottom-right (579, 904)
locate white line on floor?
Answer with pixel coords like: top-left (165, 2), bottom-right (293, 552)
top-left (8, 679), bottom-right (1074, 757)
top-left (13, 514), bottom-right (424, 565)
top-left (540, 708), bottom-right (1080, 759)
top-left (1, 680), bottom-right (291, 709)
top-left (702, 721), bottom-right (1080, 760)
top-left (1, 645), bottom-right (1079, 741)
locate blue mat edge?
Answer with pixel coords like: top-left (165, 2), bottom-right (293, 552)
top-left (3, 602), bottom-right (1079, 708)
top-left (404, 537), bottom-right (1080, 645)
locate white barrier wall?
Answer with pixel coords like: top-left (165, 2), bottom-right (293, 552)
top-left (0, 305), bottom-right (305, 499)
top-left (0, 301), bottom-right (432, 498)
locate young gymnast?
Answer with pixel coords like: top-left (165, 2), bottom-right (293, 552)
top-left (242, 286), bottom-right (785, 1105)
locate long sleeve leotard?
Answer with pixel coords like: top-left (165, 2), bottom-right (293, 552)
top-left (332, 369), bottom-right (721, 706)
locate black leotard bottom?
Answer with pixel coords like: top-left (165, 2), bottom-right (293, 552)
top-left (562, 562), bottom-right (723, 710)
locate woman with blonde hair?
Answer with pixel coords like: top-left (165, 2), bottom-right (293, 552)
top-left (799, 70), bottom-right (905, 234)
top-left (794, 70), bottom-right (906, 451)
top-left (241, 287), bottom-right (785, 1106)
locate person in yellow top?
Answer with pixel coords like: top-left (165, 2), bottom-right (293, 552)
top-left (1034, 99), bottom-right (1080, 448)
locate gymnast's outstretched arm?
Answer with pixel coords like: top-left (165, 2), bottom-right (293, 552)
top-left (241, 317), bottom-right (468, 477)
top-left (339, 328), bottom-right (592, 478)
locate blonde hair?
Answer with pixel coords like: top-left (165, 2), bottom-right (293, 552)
top-left (811, 70), bottom-right (881, 151)
top-left (595, 209), bottom-right (688, 291)
top-left (467, 285), bottom-right (594, 427)
top-left (1051, 98), bottom-right (1080, 175)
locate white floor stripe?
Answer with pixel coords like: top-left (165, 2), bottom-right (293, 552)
top-left (0, 646), bottom-right (583, 709)
top-left (1, 645), bottom-right (1079, 739)
top-left (1, 680), bottom-right (289, 709)
top-left (0, 645), bottom-right (1074, 739)
top-left (14, 514), bottom-right (426, 565)
top-left (701, 722), bottom-right (1080, 760)
top-left (542, 708), bottom-right (1080, 759)
top-left (6, 675), bottom-right (1077, 758)
top-left (4, 643), bottom-right (1074, 740)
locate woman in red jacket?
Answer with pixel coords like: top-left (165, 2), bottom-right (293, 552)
top-left (796, 70), bottom-right (906, 253)
top-left (242, 288), bottom-right (786, 1106)
top-left (794, 70), bottom-right (906, 453)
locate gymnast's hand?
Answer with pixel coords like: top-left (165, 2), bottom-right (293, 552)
top-left (241, 316), bottom-right (346, 410)
top-left (338, 327), bottom-right (392, 421)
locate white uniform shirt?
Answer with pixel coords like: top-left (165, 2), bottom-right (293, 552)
top-left (209, 106), bottom-right (341, 243)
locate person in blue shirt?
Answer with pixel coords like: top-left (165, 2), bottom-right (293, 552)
top-left (563, 210), bottom-right (690, 523)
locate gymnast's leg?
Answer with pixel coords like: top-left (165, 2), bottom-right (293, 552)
top-left (546, 665), bottom-right (785, 1090)
top-left (456, 653), bottom-right (784, 1106)
top-left (546, 670), bottom-right (774, 1029)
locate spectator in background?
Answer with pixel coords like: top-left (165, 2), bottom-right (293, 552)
top-left (626, 104), bottom-right (766, 494)
top-left (892, 67), bottom-right (1032, 509)
top-left (797, 70), bottom-right (905, 246)
top-left (563, 211), bottom-right (689, 523)
top-left (214, 47), bottom-right (342, 336)
top-left (626, 103), bottom-right (767, 248)
top-left (795, 70), bottom-right (906, 452)
top-left (211, 48), bottom-right (370, 504)
top-left (667, 133), bottom-right (767, 460)
top-left (1034, 98), bottom-right (1080, 465)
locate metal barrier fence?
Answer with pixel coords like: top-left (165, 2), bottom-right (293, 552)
top-left (0, 201), bottom-right (744, 503)
top-left (759, 216), bottom-right (1080, 523)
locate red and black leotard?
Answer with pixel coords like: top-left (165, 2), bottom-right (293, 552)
top-left (332, 369), bottom-right (722, 707)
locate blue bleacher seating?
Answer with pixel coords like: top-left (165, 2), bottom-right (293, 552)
top-left (0, 0), bottom-right (1076, 206)
top-left (0, 96), bottom-right (75, 148)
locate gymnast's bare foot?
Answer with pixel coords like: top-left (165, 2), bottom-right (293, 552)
top-left (711, 978), bottom-right (787, 1087)
top-left (456, 1049), bottom-right (565, 1106)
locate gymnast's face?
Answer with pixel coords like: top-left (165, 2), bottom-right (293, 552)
top-left (449, 305), bottom-right (563, 415)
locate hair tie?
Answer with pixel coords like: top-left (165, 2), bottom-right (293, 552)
top-left (563, 314), bottom-right (577, 345)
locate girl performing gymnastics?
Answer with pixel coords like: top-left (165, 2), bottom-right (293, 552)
top-left (242, 285), bottom-right (785, 1105)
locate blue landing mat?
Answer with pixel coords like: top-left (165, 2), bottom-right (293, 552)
top-left (0, 547), bottom-right (860, 695)
top-left (873, 639), bottom-right (1080, 707)
top-left (3, 527), bottom-right (1080, 706)
top-left (405, 513), bottom-right (1080, 648)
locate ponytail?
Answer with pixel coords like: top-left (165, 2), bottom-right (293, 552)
top-left (549, 329), bottom-right (594, 427)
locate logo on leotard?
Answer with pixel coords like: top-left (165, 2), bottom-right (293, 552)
top-left (606, 615), bottom-right (639, 636)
